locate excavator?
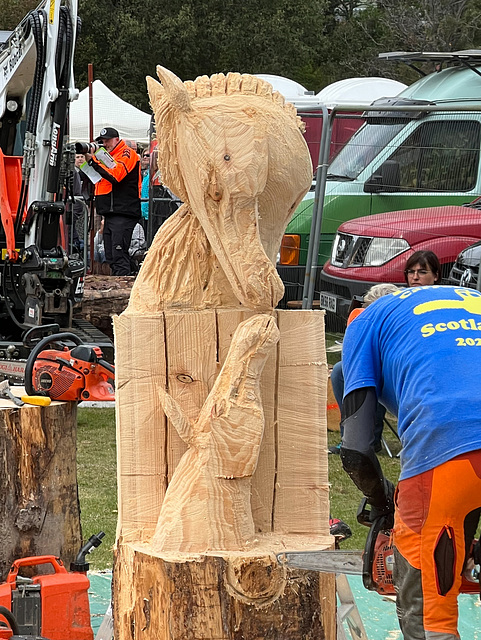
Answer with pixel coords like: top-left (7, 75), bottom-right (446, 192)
top-left (0, 0), bottom-right (113, 379)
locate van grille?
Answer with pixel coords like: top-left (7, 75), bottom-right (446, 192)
top-left (319, 280), bottom-right (352, 299)
top-left (332, 233), bottom-right (372, 267)
top-left (448, 262), bottom-right (478, 288)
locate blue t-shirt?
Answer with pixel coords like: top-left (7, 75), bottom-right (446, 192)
top-left (342, 285), bottom-right (481, 480)
top-left (141, 172), bottom-right (149, 220)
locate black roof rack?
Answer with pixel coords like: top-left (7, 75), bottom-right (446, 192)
top-left (378, 50), bottom-right (481, 77)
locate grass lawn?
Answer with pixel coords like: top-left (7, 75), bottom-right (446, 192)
top-left (76, 407), bottom-right (401, 569)
top-left (77, 408), bottom-right (117, 570)
top-left (328, 427), bottom-right (401, 549)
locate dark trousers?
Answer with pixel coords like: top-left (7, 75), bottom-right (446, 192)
top-left (103, 216), bottom-right (138, 276)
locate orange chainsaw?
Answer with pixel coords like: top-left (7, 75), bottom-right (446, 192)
top-left (277, 498), bottom-right (480, 596)
top-left (22, 332), bottom-right (115, 402)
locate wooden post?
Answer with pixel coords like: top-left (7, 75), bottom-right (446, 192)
top-left (0, 397), bottom-right (82, 580)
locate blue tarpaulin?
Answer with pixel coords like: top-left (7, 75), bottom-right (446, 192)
top-left (88, 571), bottom-right (480, 639)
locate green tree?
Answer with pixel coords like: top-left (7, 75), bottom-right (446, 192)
top-left (0, 0), bottom-right (38, 28)
top-left (5, 0), bottom-right (481, 115)
top-left (318, 0), bottom-right (481, 87)
top-left (74, 0), bottom-right (330, 111)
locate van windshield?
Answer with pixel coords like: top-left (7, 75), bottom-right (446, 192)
top-left (328, 122), bottom-right (406, 180)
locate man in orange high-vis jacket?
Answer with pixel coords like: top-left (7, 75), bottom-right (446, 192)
top-left (85, 127), bottom-right (141, 275)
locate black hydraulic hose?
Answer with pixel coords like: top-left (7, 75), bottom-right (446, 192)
top-left (1, 260), bottom-right (28, 331)
top-left (47, 6), bottom-right (75, 196)
top-left (25, 10), bottom-right (46, 134)
top-left (57, 7), bottom-right (74, 87)
top-left (14, 179), bottom-right (27, 237)
top-left (0, 606), bottom-right (20, 636)
top-left (54, 7), bottom-right (67, 83)
top-left (14, 9), bottom-right (47, 238)
top-left (32, 9), bottom-right (47, 131)
top-left (24, 331), bottom-right (84, 396)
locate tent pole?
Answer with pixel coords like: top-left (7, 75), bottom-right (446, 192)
top-left (88, 64), bottom-right (95, 273)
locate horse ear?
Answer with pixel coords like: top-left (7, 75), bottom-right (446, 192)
top-left (146, 76), bottom-right (165, 112)
top-left (156, 65), bottom-right (192, 113)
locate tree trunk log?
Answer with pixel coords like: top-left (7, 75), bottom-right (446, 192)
top-left (114, 541), bottom-right (335, 640)
top-left (0, 399), bottom-right (82, 580)
top-left (78, 275), bottom-right (135, 340)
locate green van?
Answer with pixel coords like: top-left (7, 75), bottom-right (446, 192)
top-left (277, 52), bottom-right (481, 304)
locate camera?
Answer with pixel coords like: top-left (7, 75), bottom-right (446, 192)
top-left (75, 141), bottom-right (102, 155)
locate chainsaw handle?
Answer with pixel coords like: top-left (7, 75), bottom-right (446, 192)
top-left (356, 497), bottom-right (372, 527)
top-left (7, 555), bottom-right (67, 584)
top-left (98, 358), bottom-right (115, 376)
top-left (24, 332), bottom-right (84, 396)
top-left (22, 324), bottom-right (60, 349)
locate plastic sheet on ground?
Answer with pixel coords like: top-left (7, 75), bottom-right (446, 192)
top-left (345, 575), bottom-right (480, 640)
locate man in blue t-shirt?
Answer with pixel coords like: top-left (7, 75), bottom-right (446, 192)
top-left (340, 285), bottom-right (481, 640)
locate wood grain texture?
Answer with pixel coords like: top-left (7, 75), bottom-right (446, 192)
top-left (115, 310), bottom-right (329, 544)
top-left (0, 402), bottom-right (81, 580)
top-left (127, 69), bottom-right (312, 313)
top-left (164, 310), bottom-right (218, 478)
top-left (274, 310), bottom-right (329, 535)
top-left (114, 313), bottom-right (167, 542)
top-left (151, 315), bottom-right (279, 553)
top-left (216, 309), bottom-right (277, 532)
top-left (114, 542), bottom-right (333, 640)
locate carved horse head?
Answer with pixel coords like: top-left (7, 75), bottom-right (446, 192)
top-left (146, 67), bottom-right (312, 311)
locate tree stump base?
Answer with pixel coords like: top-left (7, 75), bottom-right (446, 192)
top-left (114, 537), bottom-right (335, 640)
top-left (0, 394), bottom-right (82, 580)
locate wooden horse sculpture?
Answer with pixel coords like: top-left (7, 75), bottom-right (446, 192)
top-left (128, 66), bottom-right (313, 313)
top-left (112, 68), bottom-right (332, 639)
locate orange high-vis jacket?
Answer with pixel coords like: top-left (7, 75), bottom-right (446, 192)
top-left (89, 139), bottom-right (141, 219)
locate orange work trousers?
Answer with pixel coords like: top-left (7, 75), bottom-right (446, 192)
top-left (393, 450), bottom-right (481, 640)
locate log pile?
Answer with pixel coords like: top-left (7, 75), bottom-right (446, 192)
top-left (78, 275), bottom-right (135, 338)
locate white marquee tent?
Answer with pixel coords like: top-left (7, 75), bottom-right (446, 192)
top-left (70, 79), bottom-right (152, 146)
top-left (255, 73), bottom-right (407, 109)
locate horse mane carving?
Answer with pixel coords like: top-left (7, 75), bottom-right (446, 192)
top-left (127, 66), bottom-right (312, 313)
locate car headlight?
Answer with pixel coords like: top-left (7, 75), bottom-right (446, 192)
top-left (363, 238), bottom-right (410, 266)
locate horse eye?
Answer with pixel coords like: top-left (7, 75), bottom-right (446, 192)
top-left (224, 154), bottom-right (230, 161)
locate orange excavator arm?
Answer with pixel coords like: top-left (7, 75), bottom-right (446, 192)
top-left (0, 149), bottom-right (23, 261)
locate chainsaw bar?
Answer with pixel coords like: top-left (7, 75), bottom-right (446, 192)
top-left (277, 550), bottom-right (363, 574)
top-left (0, 359), bottom-right (27, 384)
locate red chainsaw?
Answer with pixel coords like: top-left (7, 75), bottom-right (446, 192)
top-left (277, 498), bottom-right (480, 596)
top-left (0, 532), bottom-right (104, 640)
top-left (23, 332), bottom-right (115, 402)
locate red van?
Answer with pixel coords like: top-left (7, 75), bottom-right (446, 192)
top-left (318, 200), bottom-right (481, 329)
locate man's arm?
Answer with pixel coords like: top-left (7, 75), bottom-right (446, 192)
top-left (340, 386), bottom-right (394, 518)
top-left (86, 147), bottom-right (136, 184)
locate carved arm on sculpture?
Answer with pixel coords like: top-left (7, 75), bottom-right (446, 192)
top-left (151, 314), bottom-right (280, 552)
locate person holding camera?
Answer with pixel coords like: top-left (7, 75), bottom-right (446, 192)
top-left (82, 127), bottom-right (142, 276)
